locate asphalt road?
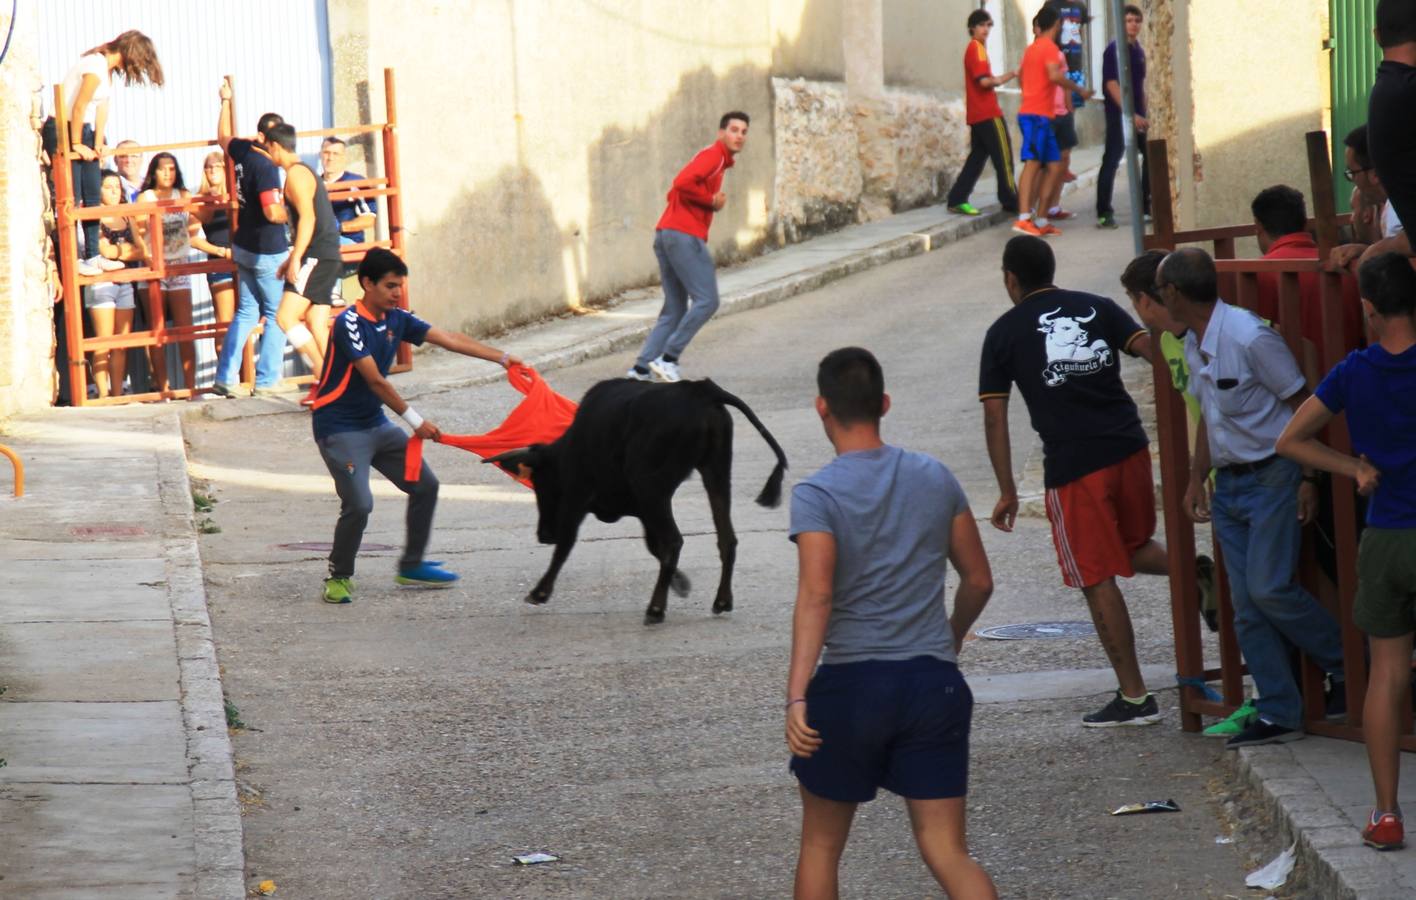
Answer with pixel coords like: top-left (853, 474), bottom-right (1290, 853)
top-left (188, 214), bottom-right (1301, 897)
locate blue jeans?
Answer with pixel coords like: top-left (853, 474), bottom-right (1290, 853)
top-left (635, 229), bottom-right (720, 368)
top-left (1212, 457), bottom-right (1344, 729)
top-left (215, 247), bottom-right (288, 388)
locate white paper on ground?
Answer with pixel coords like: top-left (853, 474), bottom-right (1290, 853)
top-left (1245, 842), bottom-right (1297, 890)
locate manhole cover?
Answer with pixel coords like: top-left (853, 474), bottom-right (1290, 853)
top-left (975, 621), bottom-right (1097, 640)
top-left (275, 541), bottom-right (396, 552)
top-left (70, 525), bottom-right (148, 538)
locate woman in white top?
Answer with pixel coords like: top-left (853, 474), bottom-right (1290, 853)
top-left (137, 153), bottom-right (226, 393)
top-left (44, 31), bottom-right (163, 272)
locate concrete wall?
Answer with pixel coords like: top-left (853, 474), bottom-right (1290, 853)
top-left (0, 10), bottom-right (56, 418)
top-left (326, 0), bottom-right (981, 336)
top-left (1148, 0), bottom-right (1330, 232)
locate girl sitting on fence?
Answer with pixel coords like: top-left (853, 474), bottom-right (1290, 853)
top-left (89, 170), bottom-right (148, 399)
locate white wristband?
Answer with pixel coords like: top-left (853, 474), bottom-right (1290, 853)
top-left (401, 407), bottom-right (424, 430)
top-left (498, 351), bottom-right (510, 367)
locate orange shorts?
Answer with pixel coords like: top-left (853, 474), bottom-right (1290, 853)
top-left (1044, 447), bottom-right (1156, 589)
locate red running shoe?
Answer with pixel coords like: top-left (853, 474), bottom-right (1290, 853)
top-left (1012, 219), bottom-right (1044, 236)
top-left (1048, 208), bottom-right (1076, 220)
top-left (1063, 169), bottom-right (1077, 183)
top-left (1363, 812), bottom-right (1405, 850)
top-left (1038, 223), bottom-right (1063, 237)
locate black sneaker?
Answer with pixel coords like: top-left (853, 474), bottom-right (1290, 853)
top-left (1326, 681), bottom-right (1348, 721)
top-left (1197, 554), bottom-right (1219, 633)
top-left (1082, 691), bottom-right (1162, 727)
top-left (1226, 719), bottom-right (1303, 749)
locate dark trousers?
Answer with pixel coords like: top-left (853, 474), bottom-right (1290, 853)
top-left (947, 117), bottom-right (1018, 211)
top-left (42, 118), bottom-right (102, 255)
top-left (316, 422), bottom-right (439, 579)
top-left (1096, 111), bottom-right (1150, 217)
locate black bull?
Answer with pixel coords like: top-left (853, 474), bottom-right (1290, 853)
top-left (487, 378), bottom-right (788, 624)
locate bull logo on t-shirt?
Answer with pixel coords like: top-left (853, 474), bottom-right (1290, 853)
top-left (1037, 307), bottom-right (1114, 386)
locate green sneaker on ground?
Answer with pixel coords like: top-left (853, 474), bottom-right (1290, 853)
top-left (949, 202), bottom-right (981, 216)
top-left (1096, 213), bottom-right (1119, 229)
top-left (1203, 699), bottom-right (1257, 737)
top-left (323, 577), bottom-right (353, 604)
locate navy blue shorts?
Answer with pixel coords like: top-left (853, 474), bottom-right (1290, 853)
top-left (790, 656), bottom-right (972, 803)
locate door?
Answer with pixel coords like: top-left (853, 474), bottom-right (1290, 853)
top-left (1329, 0), bottom-right (1380, 214)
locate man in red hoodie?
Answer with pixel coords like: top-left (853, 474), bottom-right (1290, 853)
top-left (629, 111), bottom-right (749, 383)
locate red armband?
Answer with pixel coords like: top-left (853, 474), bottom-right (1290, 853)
top-left (259, 188), bottom-right (282, 208)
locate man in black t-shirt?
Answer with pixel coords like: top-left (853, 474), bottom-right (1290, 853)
top-left (212, 78), bottom-right (292, 397)
top-left (979, 235), bottom-right (1168, 727)
top-left (1370, 0), bottom-right (1416, 254)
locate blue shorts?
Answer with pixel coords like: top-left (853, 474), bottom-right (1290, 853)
top-left (790, 656), bottom-right (972, 803)
top-left (1019, 114), bottom-right (1061, 164)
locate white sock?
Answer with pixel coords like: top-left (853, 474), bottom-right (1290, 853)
top-left (1036, 217), bottom-right (1050, 227)
top-left (1019, 212), bottom-right (1033, 222)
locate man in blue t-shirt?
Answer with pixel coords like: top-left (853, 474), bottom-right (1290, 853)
top-left (786, 347), bottom-right (996, 898)
top-left (308, 248), bottom-right (522, 604)
top-left (979, 235), bottom-right (1168, 727)
top-left (213, 78), bottom-right (291, 397)
top-left (1277, 252), bottom-right (1416, 852)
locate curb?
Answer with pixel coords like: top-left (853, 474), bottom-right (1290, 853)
top-left (1236, 744), bottom-right (1402, 899)
top-left (152, 412), bottom-right (246, 900)
top-left (187, 167), bottom-right (1100, 425)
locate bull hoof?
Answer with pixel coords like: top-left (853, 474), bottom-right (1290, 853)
top-left (644, 608), bottom-right (666, 625)
top-left (670, 570), bottom-right (691, 597)
top-left (525, 589), bottom-right (551, 605)
top-left (712, 595), bottom-right (734, 615)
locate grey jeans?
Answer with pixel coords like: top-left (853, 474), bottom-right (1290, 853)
top-left (635, 229), bottom-right (720, 368)
top-left (316, 422), bottom-right (439, 578)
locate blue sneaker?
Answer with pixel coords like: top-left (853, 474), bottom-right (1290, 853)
top-left (395, 561), bottom-right (460, 588)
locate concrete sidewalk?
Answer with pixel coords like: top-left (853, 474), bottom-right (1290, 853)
top-left (0, 413), bottom-right (243, 899)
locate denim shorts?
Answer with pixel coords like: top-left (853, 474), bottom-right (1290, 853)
top-left (790, 656), bottom-right (972, 802)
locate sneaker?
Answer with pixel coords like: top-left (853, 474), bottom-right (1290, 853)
top-left (1063, 169), bottom-right (1078, 183)
top-left (209, 382), bottom-right (243, 399)
top-left (949, 202), bottom-right (981, 216)
top-left (1203, 699), bottom-right (1258, 737)
top-left (1082, 691), bottom-right (1162, 727)
top-left (625, 367), bottom-right (653, 382)
top-left (252, 383), bottom-right (295, 398)
top-left (648, 357), bottom-right (682, 383)
top-left (1047, 208), bottom-right (1075, 220)
top-left (1097, 214), bottom-right (1119, 230)
top-left (1326, 681), bottom-right (1348, 721)
top-left (396, 561), bottom-right (460, 588)
top-left (1038, 223), bottom-right (1062, 237)
top-left (1226, 719), bottom-right (1302, 749)
top-left (1012, 219), bottom-right (1044, 236)
top-left (1197, 554), bottom-right (1218, 633)
top-left (77, 258), bottom-right (103, 277)
top-left (1363, 812), bottom-right (1406, 851)
top-left (323, 577), bottom-right (353, 604)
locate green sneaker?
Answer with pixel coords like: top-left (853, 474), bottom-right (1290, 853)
top-left (1096, 213), bottom-right (1119, 230)
top-left (949, 202), bottom-right (981, 216)
top-left (323, 577), bottom-right (353, 604)
top-left (1203, 699), bottom-right (1258, 737)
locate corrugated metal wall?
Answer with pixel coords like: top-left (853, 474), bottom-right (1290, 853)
top-left (1329, 0), bottom-right (1380, 215)
top-left (37, 0), bottom-right (332, 180)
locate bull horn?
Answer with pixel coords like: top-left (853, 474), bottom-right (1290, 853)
top-left (484, 448), bottom-right (533, 471)
top-left (1039, 307), bottom-right (1063, 324)
top-left (1077, 307), bottom-right (1097, 323)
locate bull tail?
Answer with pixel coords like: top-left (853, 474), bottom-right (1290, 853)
top-left (701, 379), bottom-right (789, 508)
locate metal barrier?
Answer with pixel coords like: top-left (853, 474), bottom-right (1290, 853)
top-left (0, 444), bottom-right (22, 498)
top-left (1145, 132), bottom-right (1413, 749)
top-left (49, 69), bottom-right (411, 406)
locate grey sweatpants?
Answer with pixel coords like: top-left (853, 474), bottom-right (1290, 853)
top-left (316, 421), bottom-right (439, 579)
top-left (634, 228), bottom-right (721, 368)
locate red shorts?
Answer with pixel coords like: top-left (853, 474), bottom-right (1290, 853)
top-left (1044, 447), bottom-right (1156, 589)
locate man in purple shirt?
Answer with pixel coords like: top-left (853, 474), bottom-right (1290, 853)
top-left (1096, 4), bottom-right (1149, 229)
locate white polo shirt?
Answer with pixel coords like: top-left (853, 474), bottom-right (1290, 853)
top-left (1184, 300), bottom-right (1307, 467)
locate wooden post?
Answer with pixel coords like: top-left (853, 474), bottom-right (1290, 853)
top-left (1145, 138), bottom-right (1175, 250)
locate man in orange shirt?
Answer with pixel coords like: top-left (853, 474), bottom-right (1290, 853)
top-left (1014, 6), bottom-right (1093, 238)
top-left (946, 9), bottom-right (1017, 216)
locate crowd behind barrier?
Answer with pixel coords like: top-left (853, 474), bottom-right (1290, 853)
top-left (45, 70), bottom-right (411, 407)
top-left (1144, 133), bottom-right (1416, 751)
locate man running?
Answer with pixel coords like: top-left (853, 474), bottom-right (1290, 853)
top-left (309, 248), bottom-right (521, 603)
top-left (628, 111), bottom-right (749, 383)
top-left (980, 235), bottom-right (1168, 726)
top-left (265, 123), bottom-right (343, 382)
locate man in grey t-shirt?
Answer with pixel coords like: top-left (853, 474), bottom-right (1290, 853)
top-left (784, 347), bottom-right (997, 899)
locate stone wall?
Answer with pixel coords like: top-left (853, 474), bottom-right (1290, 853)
top-left (771, 77), bottom-right (966, 244)
top-left (0, 11), bottom-right (56, 419)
